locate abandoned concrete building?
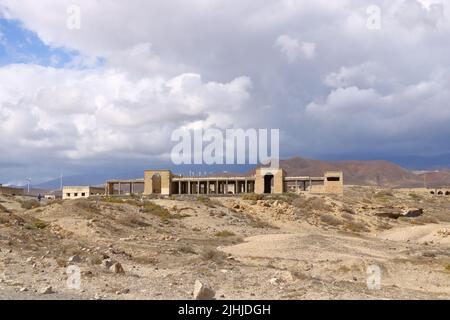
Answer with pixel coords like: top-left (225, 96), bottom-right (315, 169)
top-left (105, 168), bottom-right (344, 196)
top-left (63, 186), bottom-right (105, 200)
top-left (0, 184), bottom-right (24, 196)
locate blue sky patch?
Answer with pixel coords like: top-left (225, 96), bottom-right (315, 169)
top-left (0, 18), bottom-right (101, 68)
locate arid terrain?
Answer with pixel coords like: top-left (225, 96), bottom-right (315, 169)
top-left (1, 187), bottom-right (449, 300)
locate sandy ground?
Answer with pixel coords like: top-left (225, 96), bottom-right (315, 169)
top-left (0, 187), bottom-right (449, 300)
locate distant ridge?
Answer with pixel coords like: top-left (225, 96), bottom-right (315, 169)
top-left (277, 157), bottom-right (449, 188)
top-left (28, 157), bottom-right (450, 191)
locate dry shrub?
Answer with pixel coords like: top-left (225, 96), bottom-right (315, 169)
top-left (178, 245), bottom-right (196, 254)
top-left (142, 201), bottom-right (186, 221)
top-left (200, 247), bottom-right (227, 263)
top-left (242, 194), bottom-right (265, 201)
top-left (319, 213), bottom-right (342, 226)
top-left (292, 196), bottom-right (331, 212)
top-left (415, 215), bottom-right (439, 224)
top-left (0, 203), bottom-right (10, 213)
top-left (24, 218), bottom-right (48, 230)
top-left (345, 220), bottom-right (370, 233)
top-left (118, 212), bottom-right (150, 227)
top-left (20, 199), bottom-right (40, 210)
top-left (341, 212), bottom-right (354, 221)
top-left (74, 200), bottom-right (101, 214)
top-left (197, 196), bottom-right (221, 208)
top-left (215, 230), bottom-right (236, 237)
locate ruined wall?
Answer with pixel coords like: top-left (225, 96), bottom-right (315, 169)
top-left (144, 170), bottom-right (172, 195)
top-left (323, 171), bottom-right (344, 195)
top-left (254, 168), bottom-right (285, 194)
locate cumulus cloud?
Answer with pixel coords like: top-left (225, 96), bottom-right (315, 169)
top-left (0, 0), bottom-right (450, 182)
top-left (275, 35), bottom-right (316, 62)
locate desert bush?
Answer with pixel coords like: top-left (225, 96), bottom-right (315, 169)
top-left (0, 214), bottom-right (9, 224)
top-left (0, 203), bottom-right (10, 213)
top-left (200, 247), bottom-right (227, 263)
top-left (319, 213), bottom-right (342, 226)
top-left (292, 196), bottom-right (331, 212)
top-left (197, 196), bottom-right (221, 208)
top-left (118, 212), bottom-right (150, 227)
top-left (20, 199), bottom-right (40, 210)
top-left (215, 230), bottom-right (236, 237)
top-left (409, 193), bottom-right (423, 201)
top-left (143, 201), bottom-right (187, 221)
top-left (74, 200), bottom-right (101, 214)
top-left (341, 212), bottom-right (354, 221)
top-left (242, 194), bottom-right (265, 201)
top-left (24, 219), bottom-right (48, 230)
top-left (178, 245), bottom-right (196, 254)
top-left (345, 221), bottom-right (370, 233)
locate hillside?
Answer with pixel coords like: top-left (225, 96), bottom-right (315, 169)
top-left (276, 157), bottom-right (439, 188)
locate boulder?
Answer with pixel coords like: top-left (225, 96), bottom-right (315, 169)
top-left (68, 255), bottom-right (82, 263)
top-left (401, 208), bottom-right (423, 217)
top-left (40, 286), bottom-right (54, 294)
top-left (193, 280), bottom-right (215, 300)
top-left (102, 258), bottom-right (115, 269)
top-left (110, 262), bottom-right (125, 274)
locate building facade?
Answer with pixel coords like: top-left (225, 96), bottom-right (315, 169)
top-left (63, 186), bottom-right (105, 199)
top-left (106, 169), bottom-right (344, 196)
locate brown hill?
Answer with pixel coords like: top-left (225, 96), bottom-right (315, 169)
top-left (274, 157), bottom-right (430, 187)
top-left (417, 170), bottom-right (450, 188)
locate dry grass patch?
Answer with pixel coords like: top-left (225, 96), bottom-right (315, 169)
top-left (117, 212), bottom-right (150, 227)
top-left (143, 201), bottom-right (187, 221)
top-left (24, 218), bottom-right (48, 230)
top-left (215, 230), bottom-right (236, 237)
top-left (200, 247), bottom-right (227, 263)
top-left (319, 213), bottom-right (342, 226)
top-left (242, 194), bottom-right (265, 201)
top-left (20, 199), bottom-right (40, 210)
top-left (0, 203), bottom-right (10, 213)
top-left (197, 196), bottom-right (221, 208)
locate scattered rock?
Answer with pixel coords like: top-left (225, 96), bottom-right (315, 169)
top-left (401, 208), bottom-right (423, 218)
top-left (110, 262), bottom-right (125, 274)
top-left (40, 286), bottom-right (54, 295)
top-left (115, 288), bottom-right (130, 295)
top-left (68, 255), bottom-right (82, 263)
top-left (20, 287), bottom-right (28, 292)
top-left (102, 258), bottom-right (115, 269)
top-left (269, 278), bottom-right (279, 285)
top-left (193, 280), bottom-right (215, 300)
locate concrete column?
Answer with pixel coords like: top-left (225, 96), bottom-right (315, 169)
top-left (188, 181), bottom-right (191, 194)
top-left (118, 183), bottom-right (121, 195)
top-left (207, 181), bottom-right (210, 195)
top-left (215, 180), bottom-right (218, 194)
top-left (178, 181), bottom-right (181, 194)
top-left (225, 181), bottom-right (228, 194)
top-left (244, 180), bottom-right (247, 193)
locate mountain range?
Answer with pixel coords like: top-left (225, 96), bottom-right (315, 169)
top-left (25, 156), bottom-right (450, 190)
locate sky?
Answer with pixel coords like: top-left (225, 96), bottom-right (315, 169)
top-left (0, 0), bottom-right (450, 185)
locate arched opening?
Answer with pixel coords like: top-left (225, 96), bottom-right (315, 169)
top-left (152, 174), bottom-right (161, 194)
top-left (438, 191), bottom-right (443, 195)
top-left (446, 191), bottom-right (450, 196)
top-left (430, 191), bottom-right (435, 195)
top-left (264, 174), bottom-right (274, 194)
